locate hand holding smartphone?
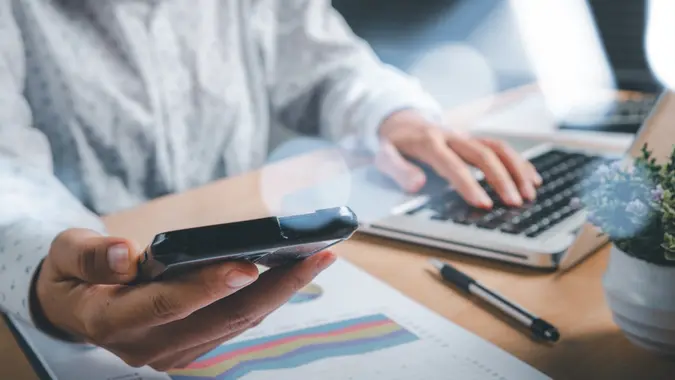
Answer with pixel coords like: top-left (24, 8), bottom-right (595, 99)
top-left (136, 207), bottom-right (358, 281)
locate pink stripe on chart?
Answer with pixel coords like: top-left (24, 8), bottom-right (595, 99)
top-left (187, 319), bottom-right (394, 369)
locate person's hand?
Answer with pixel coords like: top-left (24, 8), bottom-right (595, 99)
top-left (33, 228), bottom-right (336, 370)
top-left (376, 110), bottom-right (542, 208)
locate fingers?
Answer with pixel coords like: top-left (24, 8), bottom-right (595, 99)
top-left (145, 251), bottom-right (337, 352)
top-left (374, 140), bottom-right (426, 193)
top-left (86, 260), bottom-right (260, 338)
top-left (412, 133), bottom-right (493, 208)
top-left (446, 133), bottom-right (524, 207)
top-left (48, 228), bottom-right (142, 284)
top-left (479, 138), bottom-right (542, 199)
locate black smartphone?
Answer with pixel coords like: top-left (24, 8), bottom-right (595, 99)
top-left (136, 207), bottom-right (358, 281)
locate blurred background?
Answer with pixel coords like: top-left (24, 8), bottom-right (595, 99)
top-left (330, 0), bottom-right (665, 135)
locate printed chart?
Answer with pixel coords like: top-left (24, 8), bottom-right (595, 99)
top-left (168, 314), bottom-right (418, 380)
top-left (10, 259), bottom-right (549, 380)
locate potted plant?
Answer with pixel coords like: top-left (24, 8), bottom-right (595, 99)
top-left (581, 143), bottom-right (675, 355)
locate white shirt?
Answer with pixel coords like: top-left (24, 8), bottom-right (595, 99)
top-left (0, 0), bottom-right (442, 325)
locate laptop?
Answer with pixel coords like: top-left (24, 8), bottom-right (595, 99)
top-left (281, 90), bottom-right (674, 270)
top-left (555, 0), bottom-right (662, 134)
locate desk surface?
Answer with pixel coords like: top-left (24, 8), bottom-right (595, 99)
top-left (3, 88), bottom-right (675, 380)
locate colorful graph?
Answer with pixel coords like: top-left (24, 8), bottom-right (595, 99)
top-left (288, 283), bottom-right (323, 304)
top-left (168, 314), bottom-right (419, 380)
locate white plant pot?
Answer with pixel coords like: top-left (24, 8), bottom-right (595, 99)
top-left (603, 245), bottom-right (675, 355)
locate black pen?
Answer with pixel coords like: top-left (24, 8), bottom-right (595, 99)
top-left (429, 259), bottom-right (560, 342)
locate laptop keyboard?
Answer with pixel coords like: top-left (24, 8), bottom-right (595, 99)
top-left (573, 96), bottom-right (657, 126)
top-left (407, 150), bottom-right (614, 238)
top-left (560, 95), bottom-right (658, 133)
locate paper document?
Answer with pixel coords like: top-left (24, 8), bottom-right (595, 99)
top-left (10, 259), bottom-right (550, 380)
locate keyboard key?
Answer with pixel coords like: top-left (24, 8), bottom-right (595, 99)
top-left (524, 225), bottom-right (541, 237)
top-left (476, 219), bottom-right (504, 230)
top-left (449, 206), bottom-right (486, 225)
top-left (550, 211), bottom-right (563, 223)
top-left (486, 208), bottom-right (510, 224)
top-left (476, 210), bottom-right (508, 229)
top-left (419, 149), bottom-right (597, 236)
top-left (431, 213), bottom-right (450, 221)
top-left (551, 193), bottom-right (565, 203)
top-left (452, 218), bottom-right (471, 225)
top-left (500, 223), bottom-right (525, 235)
top-left (464, 209), bottom-right (488, 224)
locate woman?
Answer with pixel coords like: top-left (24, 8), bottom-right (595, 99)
top-left (0, 0), bottom-right (539, 370)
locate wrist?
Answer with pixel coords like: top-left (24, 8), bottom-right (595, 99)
top-left (378, 109), bottom-right (440, 140)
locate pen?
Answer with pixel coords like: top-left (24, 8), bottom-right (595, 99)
top-left (429, 259), bottom-right (560, 343)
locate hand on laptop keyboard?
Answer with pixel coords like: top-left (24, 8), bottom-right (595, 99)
top-left (409, 149), bottom-right (614, 238)
top-left (377, 110), bottom-right (542, 209)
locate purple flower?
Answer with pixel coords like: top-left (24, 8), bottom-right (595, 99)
top-left (587, 212), bottom-right (602, 226)
top-left (570, 197), bottom-right (582, 208)
top-left (625, 199), bottom-right (648, 218)
top-left (595, 165), bottom-right (611, 177)
top-left (610, 161), bottom-right (624, 171)
top-left (651, 184), bottom-right (665, 202)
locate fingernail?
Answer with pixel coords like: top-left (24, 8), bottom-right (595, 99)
top-left (478, 193), bottom-right (493, 208)
top-left (316, 253), bottom-right (337, 272)
top-left (534, 173), bottom-right (543, 185)
top-left (107, 244), bottom-right (129, 273)
top-left (225, 270), bottom-right (256, 288)
top-left (508, 187), bottom-right (523, 205)
top-left (523, 184), bottom-right (537, 200)
top-left (408, 173), bottom-right (425, 192)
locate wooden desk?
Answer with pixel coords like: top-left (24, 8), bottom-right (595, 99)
top-left (3, 149), bottom-right (675, 380)
top-left (3, 87), bottom-right (675, 379)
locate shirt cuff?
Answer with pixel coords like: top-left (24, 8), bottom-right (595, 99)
top-left (1, 221), bottom-right (66, 324)
top-left (357, 87), bottom-right (445, 154)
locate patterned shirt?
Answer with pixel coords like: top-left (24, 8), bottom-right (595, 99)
top-left (0, 0), bottom-right (442, 325)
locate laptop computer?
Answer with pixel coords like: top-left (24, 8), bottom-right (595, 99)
top-left (552, 0), bottom-right (662, 134)
top-left (280, 90), bottom-right (674, 270)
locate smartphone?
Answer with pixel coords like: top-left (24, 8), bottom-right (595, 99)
top-left (136, 206), bottom-right (358, 281)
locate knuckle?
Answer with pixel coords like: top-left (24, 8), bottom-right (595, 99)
top-left (228, 311), bottom-right (258, 331)
top-left (250, 316), bottom-right (265, 328)
top-left (477, 148), bottom-right (497, 164)
top-left (77, 246), bottom-right (97, 279)
top-left (286, 272), bottom-right (311, 293)
top-left (150, 293), bottom-right (180, 320)
top-left (421, 128), bottom-right (442, 143)
top-left (198, 269), bottom-right (226, 299)
top-left (493, 178), bottom-right (511, 190)
top-left (490, 140), bottom-right (508, 151)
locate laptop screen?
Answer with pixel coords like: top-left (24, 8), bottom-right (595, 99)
top-left (587, 0), bottom-right (660, 93)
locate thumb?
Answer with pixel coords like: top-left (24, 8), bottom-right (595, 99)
top-left (375, 139), bottom-right (426, 193)
top-left (49, 228), bottom-right (142, 284)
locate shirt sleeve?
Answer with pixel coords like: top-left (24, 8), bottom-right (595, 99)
top-left (0, 2), bottom-right (106, 325)
top-left (257, 0), bottom-right (445, 153)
